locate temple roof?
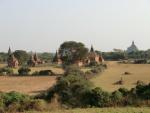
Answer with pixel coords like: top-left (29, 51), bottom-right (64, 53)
top-left (127, 41), bottom-right (139, 53)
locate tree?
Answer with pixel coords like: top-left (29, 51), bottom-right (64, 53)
top-left (59, 41), bottom-right (88, 65)
top-left (13, 50), bottom-right (29, 65)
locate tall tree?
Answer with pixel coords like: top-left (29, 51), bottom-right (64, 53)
top-left (13, 50), bottom-right (29, 65)
top-left (59, 41), bottom-right (88, 65)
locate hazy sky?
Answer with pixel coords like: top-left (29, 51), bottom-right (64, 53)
top-left (0, 0), bottom-right (150, 52)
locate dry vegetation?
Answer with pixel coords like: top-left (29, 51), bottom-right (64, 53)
top-left (91, 61), bottom-right (150, 91)
top-left (0, 61), bottom-right (150, 95)
top-left (27, 107), bottom-right (150, 113)
top-left (0, 76), bottom-right (56, 95)
top-left (12, 66), bottom-right (64, 75)
top-left (0, 65), bottom-right (63, 95)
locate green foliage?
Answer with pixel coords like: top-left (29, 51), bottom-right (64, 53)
top-left (102, 52), bottom-right (125, 61)
top-left (38, 52), bottom-right (53, 63)
top-left (39, 70), bottom-right (55, 76)
top-left (111, 91), bottom-right (123, 102)
top-left (0, 67), bottom-right (14, 75)
top-left (32, 71), bottom-right (39, 75)
top-left (90, 65), bottom-right (104, 74)
top-left (0, 52), bottom-right (7, 63)
top-left (118, 88), bottom-right (129, 97)
top-left (89, 61), bottom-right (98, 67)
top-left (55, 75), bottom-right (92, 106)
top-left (59, 41), bottom-right (88, 65)
top-left (32, 70), bottom-right (55, 76)
top-left (28, 99), bottom-right (47, 111)
top-left (3, 91), bottom-right (30, 105)
top-left (13, 50), bottom-right (29, 65)
top-left (46, 68), bottom-right (92, 107)
top-left (82, 87), bottom-right (111, 107)
top-left (64, 65), bottom-right (84, 76)
top-left (135, 83), bottom-right (150, 100)
top-left (18, 67), bottom-right (31, 75)
top-left (0, 92), bottom-right (47, 112)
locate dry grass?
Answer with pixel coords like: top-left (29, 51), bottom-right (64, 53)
top-left (0, 76), bottom-right (56, 95)
top-left (1, 61), bottom-right (150, 95)
top-left (0, 64), bottom-right (63, 95)
top-left (26, 107), bottom-right (150, 113)
top-left (91, 61), bottom-right (150, 92)
top-left (0, 63), bottom-right (6, 68)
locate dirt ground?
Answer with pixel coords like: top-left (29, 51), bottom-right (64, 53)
top-left (0, 76), bottom-right (56, 95)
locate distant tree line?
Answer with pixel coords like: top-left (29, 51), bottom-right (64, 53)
top-left (96, 50), bottom-right (150, 61)
top-left (0, 51), bottom-right (54, 64)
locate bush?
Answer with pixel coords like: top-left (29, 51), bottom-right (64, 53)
top-left (39, 70), bottom-right (55, 76)
top-left (7, 102), bottom-right (21, 113)
top-left (32, 71), bottom-right (39, 75)
top-left (90, 68), bottom-right (100, 74)
top-left (3, 91), bottom-right (30, 106)
top-left (64, 65), bottom-right (85, 77)
top-left (111, 91), bottom-right (123, 102)
top-left (0, 92), bottom-right (48, 112)
top-left (29, 99), bottom-right (47, 111)
top-left (0, 67), bottom-right (14, 75)
top-left (88, 61), bottom-right (99, 67)
top-left (82, 87), bottom-right (111, 107)
top-left (18, 67), bottom-right (31, 75)
top-left (124, 72), bottom-right (131, 75)
top-left (118, 88), bottom-right (129, 97)
top-left (46, 74), bottom-right (92, 107)
top-left (135, 83), bottom-right (150, 100)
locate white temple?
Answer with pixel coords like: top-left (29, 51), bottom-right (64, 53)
top-left (127, 41), bottom-right (139, 53)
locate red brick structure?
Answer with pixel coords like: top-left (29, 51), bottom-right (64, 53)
top-left (7, 47), bottom-right (19, 68)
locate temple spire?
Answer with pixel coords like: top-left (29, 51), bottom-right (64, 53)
top-left (132, 41), bottom-right (135, 45)
top-left (53, 50), bottom-right (58, 62)
top-left (8, 46), bottom-right (12, 56)
top-left (90, 45), bottom-right (94, 52)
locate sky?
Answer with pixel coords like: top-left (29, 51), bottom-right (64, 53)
top-left (0, 0), bottom-right (150, 52)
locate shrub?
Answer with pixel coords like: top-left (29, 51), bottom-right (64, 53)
top-left (3, 91), bottom-right (30, 106)
top-left (118, 88), bottom-right (129, 97)
top-left (135, 83), bottom-right (150, 100)
top-left (64, 65), bottom-right (84, 77)
top-left (47, 74), bottom-right (92, 107)
top-left (18, 67), bottom-right (31, 75)
top-left (32, 71), bottom-right (39, 75)
top-left (90, 68), bottom-right (100, 74)
top-left (7, 102), bottom-right (21, 113)
top-left (0, 92), bottom-right (50, 112)
top-left (136, 80), bottom-right (145, 86)
top-left (39, 70), bottom-right (55, 76)
top-left (86, 88), bottom-right (111, 107)
top-left (88, 61), bottom-right (99, 67)
top-left (0, 67), bottom-right (14, 75)
top-left (124, 72), bottom-right (131, 75)
top-left (112, 91), bottom-right (123, 100)
top-left (85, 71), bottom-right (93, 76)
top-left (29, 99), bottom-right (47, 111)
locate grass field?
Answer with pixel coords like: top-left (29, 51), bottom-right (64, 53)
top-left (0, 61), bottom-right (150, 95)
top-left (91, 61), bottom-right (150, 92)
top-left (12, 66), bottom-right (64, 75)
top-left (27, 107), bottom-right (150, 113)
top-left (0, 76), bottom-right (56, 95)
top-left (0, 64), bottom-right (63, 95)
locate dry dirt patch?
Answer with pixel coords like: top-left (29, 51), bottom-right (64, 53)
top-left (0, 76), bottom-right (56, 95)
